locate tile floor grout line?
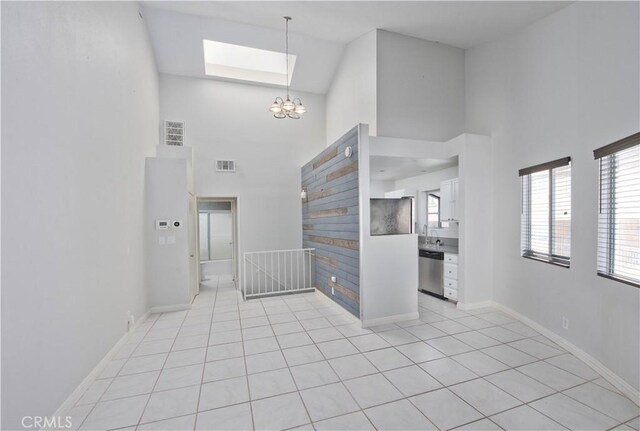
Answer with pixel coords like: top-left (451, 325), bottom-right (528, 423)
top-left (258, 293), bottom-right (316, 428)
top-left (193, 274), bottom-right (220, 431)
top-left (133, 305), bottom-right (190, 429)
top-left (256, 290), bottom-right (466, 429)
top-left (238, 277), bottom-right (258, 431)
top-left (215, 294), bottom-right (617, 429)
top-left (76, 288), bottom-right (638, 431)
top-left (73, 308), bottom-right (161, 430)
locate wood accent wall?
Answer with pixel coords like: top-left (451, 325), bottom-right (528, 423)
top-left (302, 127), bottom-right (360, 317)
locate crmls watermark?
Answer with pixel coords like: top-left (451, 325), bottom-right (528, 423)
top-left (21, 416), bottom-right (72, 429)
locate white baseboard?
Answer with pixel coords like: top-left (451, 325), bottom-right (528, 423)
top-left (362, 311), bottom-right (420, 328)
top-left (490, 301), bottom-right (640, 406)
top-left (49, 309), bottom-right (151, 422)
top-left (456, 300), bottom-right (493, 311)
top-left (149, 303), bottom-right (192, 314)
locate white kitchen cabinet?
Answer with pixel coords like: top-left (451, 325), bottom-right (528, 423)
top-left (439, 178), bottom-right (459, 222)
top-left (443, 252), bottom-right (459, 302)
top-left (451, 178), bottom-right (459, 221)
top-left (444, 263), bottom-right (458, 280)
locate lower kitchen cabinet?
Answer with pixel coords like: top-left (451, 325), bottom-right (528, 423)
top-left (443, 252), bottom-right (458, 301)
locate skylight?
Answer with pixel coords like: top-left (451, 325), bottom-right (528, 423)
top-left (202, 40), bottom-right (296, 86)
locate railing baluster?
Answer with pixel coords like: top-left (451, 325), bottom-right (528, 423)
top-left (242, 249), bottom-right (314, 299)
top-left (296, 251), bottom-right (300, 289)
top-left (308, 250), bottom-right (311, 289)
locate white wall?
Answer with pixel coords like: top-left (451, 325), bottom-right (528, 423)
top-left (1, 2), bottom-right (159, 428)
top-left (376, 30), bottom-right (465, 142)
top-left (145, 158), bottom-right (191, 309)
top-left (159, 74), bottom-right (326, 260)
top-left (466, 1), bottom-right (640, 391)
top-left (326, 31), bottom-right (377, 145)
top-left (369, 180), bottom-right (395, 198)
top-left (359, 125), bottom-right (420, 326)
top-left (456, 135), bottom-right (493, 305)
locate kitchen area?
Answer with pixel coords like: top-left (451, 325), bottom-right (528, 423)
top-left (369, 154), bottom-right (461, 303)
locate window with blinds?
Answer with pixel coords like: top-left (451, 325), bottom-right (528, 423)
top-left (520, 157), bottom-right (571, 267)
top-left (594, 132), bottom-right (640, 287)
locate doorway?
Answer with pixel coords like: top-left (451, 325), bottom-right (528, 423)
top-left (197, 198), bottom-right (238, 288)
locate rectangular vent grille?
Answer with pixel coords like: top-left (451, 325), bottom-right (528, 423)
top-left (216, 159), bottom-right (236, 172)
top-left (165, 120), bottom-right (184, 146)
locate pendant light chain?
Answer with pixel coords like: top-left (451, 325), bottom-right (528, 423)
top-left (285, 16), bottom-right (290, 100)
top-left (268, 16), bottom-right (306, 119)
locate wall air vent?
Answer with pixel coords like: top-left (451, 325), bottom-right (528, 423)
top-left (216, 159), bottom-right (236, 172)
top-left (164, 120), bottom-right (184, 146)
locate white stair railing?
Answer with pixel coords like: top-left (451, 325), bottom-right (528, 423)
top-left (243, 248), bottom-right (315, 300)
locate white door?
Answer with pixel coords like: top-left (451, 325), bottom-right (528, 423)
top-left (209, 211), bottom-right (233, 260)
top-left (188, 194), bottom-right (199, 297)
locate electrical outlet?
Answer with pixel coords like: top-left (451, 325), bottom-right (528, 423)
top-left (127, 312), bottom-right (135, 331)
top-left (562, 316), bottom-right (569, 330)
top-left (331, 287), bottom-right (335, 295)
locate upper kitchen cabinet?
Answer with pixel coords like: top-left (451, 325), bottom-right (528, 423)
top-left (440, 178), bottom-right (459, 222)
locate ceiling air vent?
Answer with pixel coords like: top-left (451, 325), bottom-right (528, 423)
top-left (164, 120), bottom-right (184, 146)
top-left (216, 159), bottom-right (236, 172)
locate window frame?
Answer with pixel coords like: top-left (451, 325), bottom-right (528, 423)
top-left (427, 193), bottom-right (440, 228)
top-left (520, 157), bottom-right (572, 268)
top-left (594, 132), bottom-right (640, 288)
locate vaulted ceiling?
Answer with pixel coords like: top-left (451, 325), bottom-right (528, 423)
top-left (142, 1), bottom-right (571, 94)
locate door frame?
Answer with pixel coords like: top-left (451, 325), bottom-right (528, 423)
top-left (196, 196), bottom-right (240, 289)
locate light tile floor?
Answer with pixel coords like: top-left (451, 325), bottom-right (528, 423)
top-left (69, 276), bottom-right (639, 431)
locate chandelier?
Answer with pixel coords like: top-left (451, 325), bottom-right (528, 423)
top-left (269, 17), bottom-right (306, 119)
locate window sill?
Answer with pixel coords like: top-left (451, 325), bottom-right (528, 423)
top-left (522, 254), bottom-right (570, 268)
top-left (597, 272), bottom-right (640, 288)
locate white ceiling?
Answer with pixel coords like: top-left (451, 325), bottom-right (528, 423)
top-left (141, 1), bottom-right (571, 94)
top-left (370, 156), bottom-right (458, 181)
top-left (143, 1), bottom-right (570, 48)
top-left (141, 6), bottom-right (344, 94)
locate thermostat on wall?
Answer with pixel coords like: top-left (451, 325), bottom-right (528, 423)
top-left (156, 219), bottom-right (170, 230)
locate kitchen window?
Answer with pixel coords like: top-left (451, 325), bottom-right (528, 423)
top-left (520, 157), bottom-right (571, 267)
top-left (594, 132), bottom-right (640, 287)
top-left (427, 193), bottom-right (440, 227)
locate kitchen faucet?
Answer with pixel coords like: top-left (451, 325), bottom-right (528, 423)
top-left (429, 229), bottom-right (441, 247)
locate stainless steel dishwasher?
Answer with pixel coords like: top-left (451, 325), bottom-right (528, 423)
top-left (419, 249), bottom-right (444, 297)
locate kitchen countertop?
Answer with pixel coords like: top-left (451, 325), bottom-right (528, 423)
top-left (419, 244), bottom-right (459, 254)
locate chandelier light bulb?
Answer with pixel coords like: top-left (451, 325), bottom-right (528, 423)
top-left (283, 98), bottom-right (295, 112)
top-left (269, 99), bottom-right (283, 113)
top-left (294, 103), bottom-right (306, 114)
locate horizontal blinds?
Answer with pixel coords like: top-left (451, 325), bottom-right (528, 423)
top-left (519, 157), bottom-right (571, 177)
top-left (552, 164), bottom-right (571, 260)
top-left (597, 143), bottom-right (640, 286)
top-left (521, 161), bottom-right (571, 266)
top-left (594, 132), bottom-right (640, 160)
